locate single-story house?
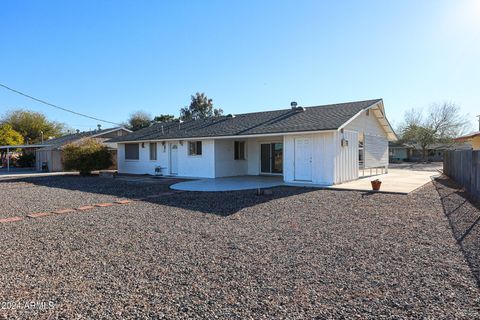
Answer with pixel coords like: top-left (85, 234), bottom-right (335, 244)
top-left (388, 142), bottom-right (409, 162)
top-left (389, 141), bottom-right (472, 163)
top-left (110, 99), bottom-right (396, 185)
top-left (33, 127), bottom-right (131, 172)
top-left (454, 131), bottom-right (480, 150)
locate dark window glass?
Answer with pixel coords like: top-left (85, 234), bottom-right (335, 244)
top-left (271, 143), bottom-right (283, 173)
top-left (188, 141), bottom-right (202, 156)
top-left (196, 141), bottom-right (202, 155)
top-left (149, 143), bottom-right (157, 160)
top-left (234, 141), bottom-right (245, 160)
top-left (261, 144), bottom-right (271, 172)
top-left (261, 143), bottom-right (283, 173)
top-left (125, 143), bottom-right (139, 160)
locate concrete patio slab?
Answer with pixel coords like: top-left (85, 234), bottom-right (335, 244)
top-left (170, 164), bottom-right (441, 194)
top-left (171, 175), bottom-right (284, 192)
top-left (330, 168), bottom-right (441, 194)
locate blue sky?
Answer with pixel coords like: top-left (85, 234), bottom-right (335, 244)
top-left (1, 0), bottom-right (479, 131)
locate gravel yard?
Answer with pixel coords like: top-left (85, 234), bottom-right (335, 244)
top-left (0, 175), bottom-right (479, 319)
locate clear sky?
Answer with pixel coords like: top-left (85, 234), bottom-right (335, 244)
top-left (1, 0), bottom-right (479, 131)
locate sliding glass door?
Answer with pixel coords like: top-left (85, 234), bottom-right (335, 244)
top-left (260, 143), bottom-right (283, 174)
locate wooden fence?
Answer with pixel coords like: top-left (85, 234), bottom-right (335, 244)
top-left (443, 150), bottom-right (480, 199)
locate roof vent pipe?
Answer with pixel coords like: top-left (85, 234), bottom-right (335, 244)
top-left (290, 101), bottom-right (298, 110)
top-left (296, 106), bottom-right (306, 112)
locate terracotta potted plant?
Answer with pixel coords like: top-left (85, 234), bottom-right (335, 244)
top-left (371, 179), bottom-right (382, 191)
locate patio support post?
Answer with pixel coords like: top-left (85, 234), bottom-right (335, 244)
top-left (7, 147), bottom-right (10, 172)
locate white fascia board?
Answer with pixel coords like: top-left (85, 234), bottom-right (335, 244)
top-left (0, 144), bottom-right (51, 149)
top-left (115, 130), bottom-right (338, 144)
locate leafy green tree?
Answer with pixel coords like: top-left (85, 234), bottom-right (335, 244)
top-left (0, 124), bottom-right (24, 164)
top-left (0, 123), bottom-right (24, 146)
top-left (180, 92), bottom-right (223, 121)
top-left (1, 109), bottom-right (65, 144)
top-left (127, 111), bottom-right (152, 131)
top-left (398, 102), bottom-right (470, 161)
top-left (62, 139), bottom-right (113, 176)
top-left (153, 114), bottom-right (176, 122)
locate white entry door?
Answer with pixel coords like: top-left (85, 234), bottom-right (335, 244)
top-left (170, 144), bottom-right (178, 175)
top-left (294, 138), bottom-right (312, 181)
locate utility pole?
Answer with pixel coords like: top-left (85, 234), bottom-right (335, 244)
top-left (477, 115), bottom-right (480, 131)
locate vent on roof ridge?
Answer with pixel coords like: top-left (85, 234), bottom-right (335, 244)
top-left (295, 106), bottom-right (306, 112)
top-left (290, 101), bottom-right (305, 112)
top-left (226, 114), bottom-right (235, 118)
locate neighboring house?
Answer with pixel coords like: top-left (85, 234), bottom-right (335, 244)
top-left (455, 131), bottom-right (480, 150)
top-left (389, 142), bottom-right (409, 162)
top-left (408, 144), bottom-right (448, 162)
top-left (388, 142), bottom-right (471, 162)
top-left (110, 99), bottom-right (396, 185)
top-left (33, 127), bottom-right (131, 172)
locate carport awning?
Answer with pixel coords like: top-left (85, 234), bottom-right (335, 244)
top-left (0, 144), bottom-right (50, 149)
top-left (0, 144), bottom-right (51, 172)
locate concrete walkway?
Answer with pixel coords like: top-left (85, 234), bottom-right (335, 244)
top-left (330, 168), bottom-right (441, 194)
top-left (0, 170), bottom-right (76, 179)
top-left (171, 175), bottom-right (284, 191)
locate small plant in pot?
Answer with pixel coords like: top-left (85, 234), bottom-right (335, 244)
top-left (371, 179), bottom-right (382, 191)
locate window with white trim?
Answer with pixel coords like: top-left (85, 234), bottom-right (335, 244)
top-left (125, 143), bottom-right (139, 160)
top-left (149, 143), bottom-right (157, 160)
top-left (188, 141), bottom-right (202, 156)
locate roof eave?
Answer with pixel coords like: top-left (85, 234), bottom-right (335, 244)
top-left (337, 99), bottom-right (398, 141)
top-left (110, 129), bottom-right (339, 144)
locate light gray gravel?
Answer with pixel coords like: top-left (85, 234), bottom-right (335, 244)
top-left (433, 176), bottom-right (480, 288)
top-left (0, 176), bottom-right (176, 217)
top-left (0, 175), bottom-right (479, 319)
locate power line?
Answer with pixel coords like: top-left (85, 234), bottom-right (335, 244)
top-left (0, 83), bottom-right (122, 126)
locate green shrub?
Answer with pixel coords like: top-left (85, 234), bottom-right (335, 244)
top-left (17, 151), bottom-right (35, 167)
top-left (62, 139), bottom-right (113, 176)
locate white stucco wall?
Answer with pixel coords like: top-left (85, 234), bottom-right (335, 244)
top-left (117, 129), bottom-right (361, 185)
top-left (117, 142), bottom-right (169, 175)
top-left (176, 140), bottom-right (215, 178)
top-left (117, 140), bottom-right (215, 178)
top-left (214, 139), bottom-right (248, 177)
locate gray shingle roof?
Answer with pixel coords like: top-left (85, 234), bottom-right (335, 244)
top-left (110, 99), bottom-right (382, 142)
top-left (31, 127), bottom-right (125, 150)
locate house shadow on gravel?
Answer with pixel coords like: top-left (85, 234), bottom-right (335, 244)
top-left (0, 175), bottom-right (317, 217)
top-left (433, 176), bottom-right (480, 288)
